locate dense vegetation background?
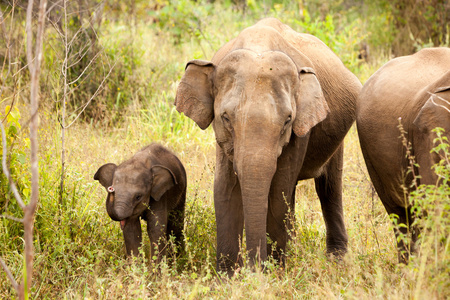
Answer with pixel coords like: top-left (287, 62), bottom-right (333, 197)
top-left (0, 0), bottom-right (449, 298)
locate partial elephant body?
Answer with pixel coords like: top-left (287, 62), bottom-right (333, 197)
top-left (356, 47), bottom-right (450, 263)
top-left (176, 18), bottom-right (361, 275)
top-left (94, 143), bottom-right (186, 260)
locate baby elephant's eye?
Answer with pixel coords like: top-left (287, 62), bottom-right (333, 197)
top-left (135, 194), bottom-right (142, 201)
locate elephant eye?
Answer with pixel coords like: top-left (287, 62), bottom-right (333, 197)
top-left (284, 116), bottom-right (292, 126)
top-left (222, 113), bottom-right (231, 124)
top-left (135, 194), bottom-right (142, 201)
top-left (281, 116), bottom-right (292, 135)
top-left (222, 113), bottom-right (234, 132)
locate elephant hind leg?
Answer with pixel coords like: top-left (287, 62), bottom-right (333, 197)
top-left (386, 205), bottom-right (416, 264)
top-left (314, 144), bottom-right (348, 256)
top-left (360, 144), bottom-right (416, 263)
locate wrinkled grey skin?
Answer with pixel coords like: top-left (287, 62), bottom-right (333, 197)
top-left (175, 18), bottom-right (361, 275)
top-left (357, 47), bottom-right (450, 264)
top-left (94, 143), bottom-right (186, 260)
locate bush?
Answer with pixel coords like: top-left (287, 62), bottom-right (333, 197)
top-left (406, 128), bottom-right (450, 298)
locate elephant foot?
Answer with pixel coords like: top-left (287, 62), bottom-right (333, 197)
top-left (326, 243), bottom-right (348, 261)
top-left (217, 255), bottom-right (242, 277)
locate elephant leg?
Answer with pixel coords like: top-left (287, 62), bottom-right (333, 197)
top-left (167, 192), bottom-right (186, 255)
top-left (267, 136), bottom-right (307, 265)
top-left (146, 203), bottom-right (168, 261)
top-left (360, 144), bottom-right (415, 263)
top-left (122, 216), bottom-right (142, 256)
top-left (214, 151), bottom-right (244, 276)
top-left (267, 186), bottom-right (296, 266)
top-left (385, 205), bottom-right (415, 264)
top-left (314, 143), bottom-right (348, 256)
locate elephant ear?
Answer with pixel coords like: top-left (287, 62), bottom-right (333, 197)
top-left (150, 165), bottom-right (178, 201)
top-left (293, 67), bottom-right (330, 137)
top-left (414, 88), bottom-right (450, 133)
top-left (94, 163), bottom-right (117, 189)
top-left (175, 60), bottom-right (215, 130)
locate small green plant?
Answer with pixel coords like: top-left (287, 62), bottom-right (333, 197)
top-left (406, 128), bottom-right (450, 298)
top-left (0, 105), bottom-right (30, 202)
top-left (0, 106), bottom-right (30, 252)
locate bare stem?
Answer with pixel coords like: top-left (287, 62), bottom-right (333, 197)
top-left (0, 257), bottom-right (19, 291)
top-left (0, 214), bottom-right (24, 222)
top-left (63, 60), bottom-right (116, 129)
top-left (60, 0), bottom-right (68, 205)
top-left (25, 0), bottom-right (48, 296)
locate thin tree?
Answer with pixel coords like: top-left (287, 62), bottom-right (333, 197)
top-left (45, 0), bottom-right (114, 206)
top-left (0, 0), bottom-right (47, 298)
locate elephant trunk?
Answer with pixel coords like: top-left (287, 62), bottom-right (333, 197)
top-left (106, 192), bottom-right (130, 221)
top-left (235, 149), bottom-right (277, 267)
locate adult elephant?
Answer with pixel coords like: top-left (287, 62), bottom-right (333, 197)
top-left (175, 18), bottom-right (361, 275)
top-left (356, 47), bottom-right (450, 263)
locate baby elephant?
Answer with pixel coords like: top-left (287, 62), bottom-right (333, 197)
top-left (94, 143), bottom-right (186, 260)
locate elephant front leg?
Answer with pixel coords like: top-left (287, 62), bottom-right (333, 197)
top-left (167, 192), bottom-right (186, 256)
top-left (267, 137), bottom-right (307, 265)
top-left (146, 205), bottom-right (168, 262)
top-left (214, 153), bottom-right (244, 276)
top-left (122, 216), bottom-right (143, 256)
top-left (267, 187), bottom-right (296, 266)
top-left (314, 144), bottom-right (348, 257)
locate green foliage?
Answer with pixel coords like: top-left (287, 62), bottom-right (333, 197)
top-left (406, 128), bottom-right (450, 297)
top-left (388, 0), bottom-right (450, 55)
top-left (150, 0), bottom-right (214, 44)
top-left (0, 106), bottom-right (30, 248)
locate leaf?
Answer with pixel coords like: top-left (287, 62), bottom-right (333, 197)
top-left (17, 153), bottom-right (26, 164)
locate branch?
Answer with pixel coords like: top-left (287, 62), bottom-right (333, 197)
top-left (428, 92), bottom-right (450, 114)
top-left (45, 0), bottom-right (64, 17)
top-left (63, 60), bottom-right (116, 128)
top-left (0, 8), bottom-right (12, 86)
top-left (0, 7), bottom-right (13, 121)
top-left (67, 41), bottom-right (93, 69)
top-left (13, 60), bottom-right (35, 79)
top-left (0, 214), bottom-right (24, 223)
top-left (25, 0), bottom-right (48, 295)
top-left (67, 50), bottom-right (101, 85)
top-left (0, 257), bottom-right (19, 291)
top-left (26, 0), bottom-right (35, 75)
top-left (0, 121), bottom-right (26, 210)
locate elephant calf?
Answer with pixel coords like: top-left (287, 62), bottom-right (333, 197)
top-left (357, 47), bottom-right (450, 263)
top-left (94, 143), bottom-right (186, 260)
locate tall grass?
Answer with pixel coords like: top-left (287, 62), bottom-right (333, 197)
top-left (1, 1), bottom-right (449, 298)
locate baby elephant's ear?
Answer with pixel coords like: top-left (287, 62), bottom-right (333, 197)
top-left (94, 163), bottom-right (117, 188)
top-left (151, 165), bottom-right (178, 201)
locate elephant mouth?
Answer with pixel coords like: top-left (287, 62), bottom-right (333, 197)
top-left (120, 220), bottom-right (126, 230)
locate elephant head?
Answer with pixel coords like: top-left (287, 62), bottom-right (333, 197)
top-left (94, 153), bottom-right (178, 229)
top-left (175, 47), bottom-right (329, 261)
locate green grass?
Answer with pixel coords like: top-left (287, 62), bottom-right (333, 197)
top-left (1, 1), bottom-right (449, 298)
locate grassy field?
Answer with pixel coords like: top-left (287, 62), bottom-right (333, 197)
top-left (0, 1), bottom-right (449, 299)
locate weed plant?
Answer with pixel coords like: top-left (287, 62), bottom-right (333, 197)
top-left (1, 0), bottom-right (449, 298)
